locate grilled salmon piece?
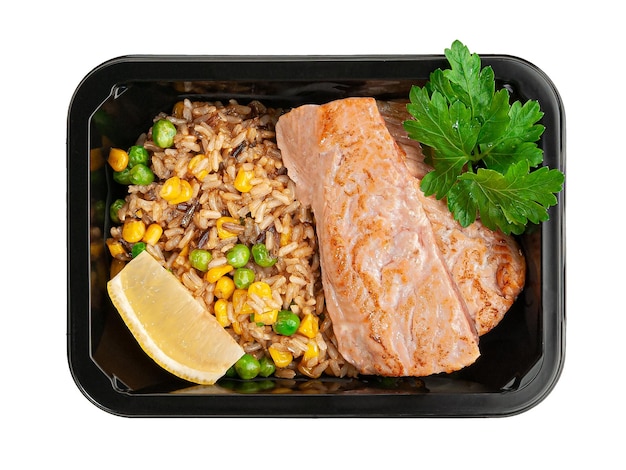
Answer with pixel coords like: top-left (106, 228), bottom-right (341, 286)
top-left (378, 100), bottom-right (526, 335)
top-left (276, 97), bottom-right (480, 376)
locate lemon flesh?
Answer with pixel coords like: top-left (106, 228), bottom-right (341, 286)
top-left (107, 251), bottom-right (244, 385)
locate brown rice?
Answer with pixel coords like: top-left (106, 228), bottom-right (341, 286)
top-left (107, 98), bottom-right (358, 380)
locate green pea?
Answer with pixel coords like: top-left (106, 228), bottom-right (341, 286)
top-left (226, 244), bottom-right (251, 268)
top-left (258, 356), bottom-right (276, 378)
top-left (128, 145), bottom-right (150, 167)
top-left (251, 243), bottom-right (277, 268)
top-left (152, 119), bottom-right (177, 148)
top-left (113, 168), bottom-right (131, 185)
top-left (234, 353), bottom-right (260, 380)
top-left (273, 310), bottom-right (301, 336)
top-left (129, 163), bottom-right (155, 185)
top-left (109, 198), bottom-right (125, 224)
top-left (189, 249), bottom-right (212, 272)
top-left (131, 242), bottom-right (147, 258)
top-left (233, 268), bottom-right (255, 289)
top-left (224, 365), bottom-right (237, 378)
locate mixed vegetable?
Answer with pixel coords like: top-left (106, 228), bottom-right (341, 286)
top-left (105, 119), bottom-right (319, 381)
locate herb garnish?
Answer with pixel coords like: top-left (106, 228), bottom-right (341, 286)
top-left (403, 40), bottom-right (564, 235)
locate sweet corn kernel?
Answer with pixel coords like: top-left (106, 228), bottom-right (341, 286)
top-left (268, 346), bottom-right (293, 368)
top-left (107, 148), bottom-right (129, 172)
top-left (169, 179), bottom-right (193, 204)
top-left (188, 154), bottom-right (204, 170)
top-left (232, 289), bottom-right (254, 315)
top-left (303, 341), bottom-right (320, 361)
top-left (172, 101), bottom-right (185, 118)
top-left (205, 265), bottom-right (234, 283)
top-left (106, 238), bottom-right (125, 257)
top-left (122, 219), bottom-right (146, 243)
top-left (216, 216), bottom-right (241, 239)
top-left (174, 245), bottom-right (190, 267)
top-left (247, 281), bottom-right (272, 299)
top-left (142, 223), bottom-right (163, 245)
top-left (253, 309), bottom-right (278, 326)
top-left (160, 176), bottom-right (182, 202)
top-left (233, 167), bottom-right (254, 193)
top-left (213, 299), bottom-right (231, 327)
top-left (214, 276), bottom-right (235, 300)
top-left (188, 154), bottom-right (209, 181)
top-left (232, 320), bottom-right (243, 335)
top-left (279, 227), bottom-right (291, 247)
top-left (297, 313), bottom-right (319, 339)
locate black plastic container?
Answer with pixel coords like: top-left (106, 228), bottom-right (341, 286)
top-left (67, 55), bottom-right (565, 417)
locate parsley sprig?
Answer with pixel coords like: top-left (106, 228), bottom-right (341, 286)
top-left (403, 40), bottom-right (564, 235)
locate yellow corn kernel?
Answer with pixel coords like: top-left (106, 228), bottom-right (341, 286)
top-left (297, 313), bottom-right (319, 339)
top-left (169, 179), bottom-right (193, 204)
top-left (159, 176), bottom-right (182, 202)
top-left (253, 309), bottom-right (278, 326)
top-left (232, 320), bottom-right (243, 335)
top-left (188, 154), bottom-right (209, 181)
top-left (279, 227), bottom-right (291, 247)
top-left (213, 299), bottom-right (231, 327)
top-left (214, 276), bottom-right (235, 300)
top-left (174, 245), bottom-right (190, 267)
top-left (303, 341), bottom-right (319, 361)
top-left (142, 223), bottom-right (163, 245)
top-left (107, 148), bottom-right (129, 172)
top-left (205, 265), bottom-right (234, 283)
top-left (106, 238), bottom-right (125, 257)
top-left (216, 216), bottom-right (241, 239)
top-left (188, 154), bottom-right (203, 169)
top-left (172, 101), bottom-right (185, 118)
top-left (233, 167), bottom-right (254, 193)
top-left (122, 219), bottom-right (146, 243)
top-left (232, 288), bottom-right (254, 315)
top-left (268, 346), bottom-right (293, 368)
top-left (247, 281), bottom-right (272, 299)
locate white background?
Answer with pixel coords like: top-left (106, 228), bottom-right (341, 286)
top-left (2, 1), bottom-right (622, 468)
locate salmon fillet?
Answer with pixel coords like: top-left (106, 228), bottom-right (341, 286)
top-left (377, 100), bottom-right (526, 335)
top-left (276, 97), bottom-right (480, 376)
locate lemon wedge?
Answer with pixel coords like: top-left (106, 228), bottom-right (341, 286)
top-left (107, 250), bottom-right (244, 385)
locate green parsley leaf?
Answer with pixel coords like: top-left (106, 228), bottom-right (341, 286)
top-left (404, 87), bottom-right (480, 198)
top-left (447, 161), bottom-right (565, 235)
top-left (481, 100), bottom-right (545, 172)
top-left (403, 40), bottom-right (564, 234)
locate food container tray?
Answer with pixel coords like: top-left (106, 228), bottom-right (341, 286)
top-left (67, 54), bottom-right (565, 417)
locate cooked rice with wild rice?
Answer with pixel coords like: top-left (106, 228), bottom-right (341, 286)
top-left (107, 98), bottom-right (358, 380)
